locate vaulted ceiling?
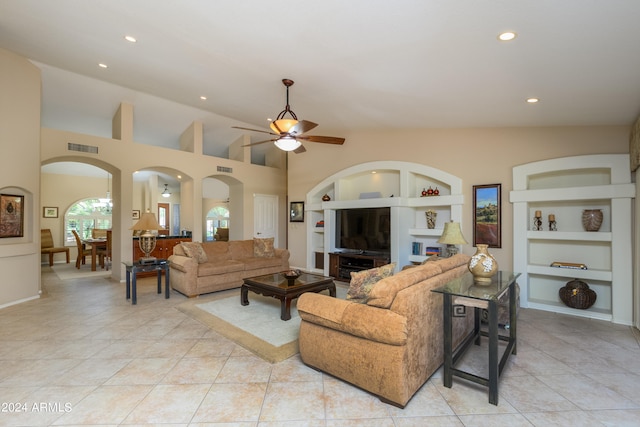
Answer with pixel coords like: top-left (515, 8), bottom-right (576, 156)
top-left (2, 0), bottom-right (640, 159)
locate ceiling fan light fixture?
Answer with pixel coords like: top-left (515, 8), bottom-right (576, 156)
top-left (274, 136), bottom-right (301, 152)
top-left (162, 184), bottom-right (171, 198)
top-left (271, 119), bottom-right (299, 134)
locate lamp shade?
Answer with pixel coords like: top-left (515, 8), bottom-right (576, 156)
top-left (274, 136), bottom-right (302, 151)
top-left (130, 212), bottom-right (163, 231)
top-left (270, 119), bottom-right (298, 134)
top-left (437, 221), bottom-right (468, 245)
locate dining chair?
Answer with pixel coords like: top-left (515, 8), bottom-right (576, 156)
top-left (71, 229), bottom-right (93, 269)
top-left (91, 228), bottom-right (107, 239)
top-left (97, 229), bottom-right (112, 270)
top-left (40, 229), bottom-right (70, 266)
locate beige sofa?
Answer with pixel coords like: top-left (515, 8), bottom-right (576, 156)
top-left (168, 239), bottom-right (290, 297)
top-left (297, 254), bottom-right (473, 408)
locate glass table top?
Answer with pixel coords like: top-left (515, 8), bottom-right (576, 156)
top-left (432, 271), bottom-right (521, 301)
top-left (246, 272), bottom-right (331, 288)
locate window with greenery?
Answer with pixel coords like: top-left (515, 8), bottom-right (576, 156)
top-left (64, 198), bottom-right (112, 245)
top-left (205, 206), bottom-right (229, 241)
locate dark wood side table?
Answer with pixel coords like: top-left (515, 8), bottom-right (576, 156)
top-left (432, 271), bottom-right (520, 405)
top-left (123, 259), bottom-right (170, 305)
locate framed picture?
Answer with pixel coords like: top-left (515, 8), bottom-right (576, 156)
top-left (0, 194), bottom-right (25, 238)
top-left (132, 210), bottom-right (140, 220)
top-left (473, 184), bottom-right (501, 248)
top-left (43, 206), bottom-right (58, 218)
top-left (290, 201), bottom-right (304, 222)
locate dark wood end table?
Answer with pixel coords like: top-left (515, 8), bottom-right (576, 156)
top-left (123, 259), bottom-right (170, 305)
top-left (241, 271), bottom-right (336, 320)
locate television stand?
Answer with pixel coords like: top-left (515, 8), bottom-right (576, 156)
top-left (329, 252), bottom-right (391, 281)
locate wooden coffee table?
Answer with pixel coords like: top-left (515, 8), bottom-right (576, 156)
top-left (241, 271), bottom-right (336, 320)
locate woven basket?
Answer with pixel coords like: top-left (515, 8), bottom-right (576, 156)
top-left (559, 279), bottom-right (596, 309)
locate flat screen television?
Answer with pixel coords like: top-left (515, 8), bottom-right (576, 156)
top-left (335, 207), bottom-right (390, 254)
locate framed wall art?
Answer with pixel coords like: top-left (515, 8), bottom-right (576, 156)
top-left (473, 184), bottom-right (501, 248)
top-left (132, 210), bottom-right (140, 220)
top-left (43, 206), bottom-right (58, 218)
top-left (0, 194), bottom-right (25, 238)
top-left (290, 201), bottom-right (304, 222)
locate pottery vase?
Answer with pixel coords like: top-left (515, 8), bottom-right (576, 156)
top-left (581, 209), bottom-right (603, 232)
top-left (321, 194), bottom-right (331, 201)
top-left (425, 210), bottom-right (437, 229)
top-left (468, 244), bottom-right (498, 284)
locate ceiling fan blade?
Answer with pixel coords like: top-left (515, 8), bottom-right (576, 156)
top-left (298, 135), bottom-right (346, 145)
top-left (241, 138), bottom-right (275, 147)
top-left (289, 120), bottom-right (318, 135)
top-left (293, 144), bottom-right (307, 154)
top-left (232, 126), bottom-right (276, 136)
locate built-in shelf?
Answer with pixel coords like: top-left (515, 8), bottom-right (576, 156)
top-left (510, 154), bottom-right (634, 325)
top-left (408, 255), bottom-right (429, 263)
top-left (407, 228), bottom-right (443, 237)
top-left (526, 231), bottom-right (612, 241)
top-left (305, 161), bottom-right (464, 275)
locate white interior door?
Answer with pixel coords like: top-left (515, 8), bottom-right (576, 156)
top-left (254, 194), bottom-right (278, 246)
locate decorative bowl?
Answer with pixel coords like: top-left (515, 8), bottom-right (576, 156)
top-left (284, 270), bottom-right (301, 286)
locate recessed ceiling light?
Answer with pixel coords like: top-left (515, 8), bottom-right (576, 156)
top-left (498, 31), bottom-right (517, 41)
top-left (526, 98), bottom-right (540, 103)
top-left (200, 96), bottom-right (207, 100)
top-left (124, 35), bottom-right (137, 43)
top-left (98, 63), bottom-right (108, 69)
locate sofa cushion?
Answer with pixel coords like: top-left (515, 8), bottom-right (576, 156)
top-left (366, 253), bottom-right (471, 309)
top-left (180, 242), bottom-right (208, 263)
top-left (198, 260), bottom-right (245, 275)
top-left (229, 240), bottom-right (254, 259)
top-left (202, 241), bottom-right (231, 261)
top-left (347, 263), bottom-right (396, 304)
top-left (366, 262), bottom-right (442, 309)
top-left (239, 256), bottom-right (283, 270)
top-left (298, 293), bottom-right (408, 346)
top-left (253, 237), bottom-right (275, 258)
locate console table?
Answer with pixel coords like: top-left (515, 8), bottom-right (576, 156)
top-left (328, 252), bottom-right (390, 280)
top-left (432, 271), bottom-right (520, 405)
top-left (123, 259), bottom-right (170, 305)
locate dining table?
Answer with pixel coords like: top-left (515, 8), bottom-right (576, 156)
top-left (82, 238), bottom-right (107, 271)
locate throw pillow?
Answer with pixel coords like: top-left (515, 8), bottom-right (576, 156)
top-left (253, 237), bottom-right (275, 258)
top-left (180, 242), bottom-right (208, 264)
top-left (347, 263), bottom-right (396, 304)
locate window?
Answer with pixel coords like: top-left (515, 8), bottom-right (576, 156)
top-left (205, 206), bottom-right (229, 241)
top-left (64, 198), bottom-right (112, 245)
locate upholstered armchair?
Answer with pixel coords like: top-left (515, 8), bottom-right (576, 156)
top-left (214, 227), bottom-right (229, 241)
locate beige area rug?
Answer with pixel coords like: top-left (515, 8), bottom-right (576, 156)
top-left (51, 262), bottom-right (111, 280)
top-left (178, 284), bottom-right (347, 363)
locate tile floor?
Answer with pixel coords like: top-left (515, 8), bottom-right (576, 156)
top-left (0, 267), bottom-right (639, 426)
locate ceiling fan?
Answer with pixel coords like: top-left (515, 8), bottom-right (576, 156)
top-left (233, 79), bottom-right (345, 153)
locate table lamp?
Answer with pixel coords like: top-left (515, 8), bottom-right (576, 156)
top-left (130, 211), bottom-right (163, 264)
top-left (437, 221), bottom-right (468, 257)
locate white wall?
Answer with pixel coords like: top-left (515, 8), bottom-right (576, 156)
top-left (287, 126), bottom-right (632, 273)
top-left (0, 48), bottom-right (42, 307)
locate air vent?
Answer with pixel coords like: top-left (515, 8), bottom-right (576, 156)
top-left (67, 143), bottom-right (98, 154)
top-left (217, 166), bottom-right (233, 173)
